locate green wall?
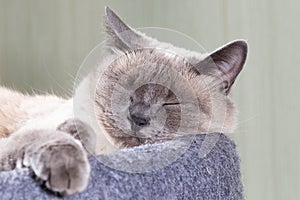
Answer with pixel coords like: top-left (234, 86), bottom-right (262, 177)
top-left (1, 1), bottom-right (299, 199)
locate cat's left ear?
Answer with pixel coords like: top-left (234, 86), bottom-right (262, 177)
top-left (196, 40), bottom-right (248, 95)
top-left (104, 6), bottom-right (147, 51)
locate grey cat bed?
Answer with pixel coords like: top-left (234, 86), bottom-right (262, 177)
top-left (0, 133), bottom-right (243, 200)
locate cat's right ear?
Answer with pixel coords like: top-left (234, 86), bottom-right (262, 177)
top-left (104, 7), bottom-right (147, 52)
top-left (195, 40), bottom-right (248, 95)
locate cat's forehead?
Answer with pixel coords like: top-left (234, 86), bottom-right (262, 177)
top-left (133, 83), bottom-right (169, 102)
top-left (108, 48), bottom-right (195, 78)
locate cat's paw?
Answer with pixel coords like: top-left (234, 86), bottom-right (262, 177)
top-left (25, 137), bottom-right (91, 195)
top-left (57, 118), bottom-right (96, 154)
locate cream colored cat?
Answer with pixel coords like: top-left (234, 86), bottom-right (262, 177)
top-left (0, 7), bottom-right (247, 195)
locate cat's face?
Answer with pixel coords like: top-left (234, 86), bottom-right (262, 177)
top-left (94, 7), bottom-right (248, 148)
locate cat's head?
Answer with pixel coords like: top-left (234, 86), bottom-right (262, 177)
top-left (94, 7), bottom-right (248, 148)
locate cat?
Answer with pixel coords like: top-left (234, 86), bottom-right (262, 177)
top-left (0, 7), bottom-right (247, 195)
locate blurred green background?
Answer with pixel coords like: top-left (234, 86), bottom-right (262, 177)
top-left (0, 0), bottom-right (299, 199)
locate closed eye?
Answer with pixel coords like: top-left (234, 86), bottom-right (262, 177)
top-left (162, 102), bottom-right (180, 106)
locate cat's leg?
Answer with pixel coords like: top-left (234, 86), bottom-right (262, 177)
top-left (0, 129), bottom-right (90, 195)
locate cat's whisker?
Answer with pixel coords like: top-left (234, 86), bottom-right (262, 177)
top-left (236, 114), bottom-right (260, 126)
top-left (41, 61), bottom-right (74, 97)
top-left (63, 70), bottom-right (77, 83)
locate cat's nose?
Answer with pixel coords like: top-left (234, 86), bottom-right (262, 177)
top-left (129, 114), bottom-right (150, 127)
